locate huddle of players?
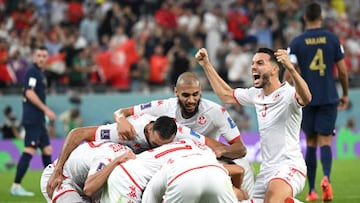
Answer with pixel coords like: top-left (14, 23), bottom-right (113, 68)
top-left (41, 72), bottom-right (254, 203)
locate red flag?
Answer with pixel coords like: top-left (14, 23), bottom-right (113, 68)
top-left (47, 53), bottom-right (66, 74)
top-left (96, 39), bottom-right (138, 89)
top-left (0, 64), bottom-right (16, 83)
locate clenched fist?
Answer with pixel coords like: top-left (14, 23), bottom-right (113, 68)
top-left (195, 48), bottom-right (210, 67)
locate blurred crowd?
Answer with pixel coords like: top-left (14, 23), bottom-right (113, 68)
top-left (1, 0), bottom-right (360, 95)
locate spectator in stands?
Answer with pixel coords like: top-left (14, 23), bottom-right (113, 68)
top-left (59, 107), bottom-right (83, 135)
top-left (1, 105), bottom-right (23, 139)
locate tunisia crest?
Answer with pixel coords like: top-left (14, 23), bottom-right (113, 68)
top-left (198, 115), bottom-right (207, 125)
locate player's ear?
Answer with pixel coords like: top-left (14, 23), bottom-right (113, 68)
top-left (174, 86), bottom-right (179, 97)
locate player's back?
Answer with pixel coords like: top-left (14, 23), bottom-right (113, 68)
top-left (62, 141), bottom-right (129, 187)
top-left (289, 29), bottom-right (343, 105)
top-left (121, 139), bottom-right (215, 185)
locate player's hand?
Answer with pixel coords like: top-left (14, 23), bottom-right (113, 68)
top-left (195, 48), bottom-right (210, 67)
top-left (212, 146), bottom-right (227, 158)
top-left (46, 168), bottom-right (63, 199)
top-left (274, 49), bottom-right (295, 72)
top-left (45, 108), bottom-right (56, 121)
top-left (115, 150), bottom-right (136, 164)
top-left (338, 95), bottom-right (349, 110)
top-left (115, 117), bottom-right (136, 141)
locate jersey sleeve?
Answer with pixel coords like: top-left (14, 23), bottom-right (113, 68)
top-left (23, 68), bottom-right (38, 90)
top-left (233, 88), bottom-right (255, 106)
top-left (88, 157), bottom-right (112, 176)
top-left (210, 105), bottom-right (241, 143)
top-left (174, 124), bottom-right (206, 144)
top-left (94, 123), bottom-right (121, 143)
top-left (132, 99), bottom-right (171, 116)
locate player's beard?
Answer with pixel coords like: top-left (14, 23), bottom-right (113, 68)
top-left (255, 73), bottom-right (270, 89)
top-left (178, 99), bottom-right (200, 119)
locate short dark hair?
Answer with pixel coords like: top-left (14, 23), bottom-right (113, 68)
top-left (257, 47), bottom-right (282, 67)
top-left (153, 116), bottom-right (177, 140)
top-left (33, 45), bottom-right (48, 53)
top-left (305, 2), bottom-right (322, 22)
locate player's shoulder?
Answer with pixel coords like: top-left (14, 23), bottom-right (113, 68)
top-left (199, 98), bottom-right (224, 110)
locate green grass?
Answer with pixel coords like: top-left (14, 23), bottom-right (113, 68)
top-left (1, 159), bottom-right (359, 203)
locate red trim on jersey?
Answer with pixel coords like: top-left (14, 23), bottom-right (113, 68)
top-left (228, 135), bottom-right (241, 144)
top-left (154, 145), bottom-right (193, 158)
top-left (119, 164), bottom-right (143, 191)
top-left (232, 89), bottom-right (242, 106)
top-left (87, 141), bottom-right (105, 148)
top-left (93, 126), bottom-right (100, 140)
top-left (131, 106), bottom-right (135, 115)
top-left (167, 164), bottom-right (227, 186)
top-left (51, 189), bottom-right (78, 203)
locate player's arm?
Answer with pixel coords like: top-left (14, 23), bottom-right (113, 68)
top-left (113, 107), bottom-right (137, 140)
top-left (206, 136), bottom-right (246, 159)
top-left (216, 138), bottom-right (247, 159)
top-left (335, 59), bottom-right (349, 110)
top-left (83, 150), bottom-right (136, 197)
top-left (25, 88), bottom-right (56, 121)
top-left (46, 126), bottom-right (97, 198)
top-left (222, 163), bottom-right (249, 201)
top-left (275, 49), bottom-right (312, 106)
top-left (195, 48), bottom-right (237, 105)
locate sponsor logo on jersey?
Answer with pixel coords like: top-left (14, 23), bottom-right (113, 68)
top-left (227, 117), bottom-right (236, 129)
top-left (190, 129), bottom-right (201, 138)
top-left (96, 162), bottom-right (106, 171)
top-left (140, 102), bottom-right (151, 110)
top-left (100, 129), bottom-right (110, 139)
top-left (198, 115), bottom-right (206, 125)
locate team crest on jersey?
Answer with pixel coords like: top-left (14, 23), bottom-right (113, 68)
top-left (227, 117), bottom-right (236, 129)
top-left (100, 129), bottom-right (110, 139)
top-left (140, 102), bottom-right (151, 110)
top-left (198, 116), bottom-right (206, 125)
top-left (190, 129), bottom-right (201, 138)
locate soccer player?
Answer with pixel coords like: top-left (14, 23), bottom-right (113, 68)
top-left (40, 141), bottom-right (134, 202)
top-left (287, 2), bottom-right (349, 201)
top-left (86, 138), bottom-right (238, 203)
top-left (141, 152), bottom-right (249, 202)
top-left (113, 71), bottom-right (247, 159)
top-left (195, 47), bottom-right (312, 202)
top-left (10, 46), bottom-right (56, 196)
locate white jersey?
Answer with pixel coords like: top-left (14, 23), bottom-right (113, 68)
top-left (132, 97), bottom-right (241, 142)
top-left (40, 141), bottom-right (130, 202)
top-left (233, 82), bottom-right (306, 173)
top-left (101, 139), bottom-right (216, 203)
top-left (61, 141), bottom-right (130, 190)
top-left (142, 153), bottom-right (237, 203)
top-left (94, 114), bottom-right (206, 153)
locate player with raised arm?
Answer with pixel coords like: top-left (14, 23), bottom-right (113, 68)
top-left (40, 141), bottom-right (134, 202)
top-left (196, 47), bottom-right (312, 203)
top-left (287, 2), bottom-right (349, 202)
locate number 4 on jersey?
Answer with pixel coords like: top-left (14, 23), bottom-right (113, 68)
top-left (309, 48), bottom-right (326, 76)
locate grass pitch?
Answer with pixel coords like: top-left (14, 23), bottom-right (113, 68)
top-left (0, 159), bottom-right (359, 203)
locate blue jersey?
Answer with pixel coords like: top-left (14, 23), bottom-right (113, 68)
top-left (288, 28), bottom-right (344, 106)
top-left (22, 63), bottom-right (47, 124)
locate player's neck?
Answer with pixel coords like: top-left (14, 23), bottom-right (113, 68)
top-left (306, 21), bottom-right (322, 30)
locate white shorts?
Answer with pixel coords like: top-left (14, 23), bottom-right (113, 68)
top-left (163, 165), bottom-right (238, 203)
top-left (252, 164), bottom-right (306, 199)
top-left (40, 164), bottom-right (84, 203)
